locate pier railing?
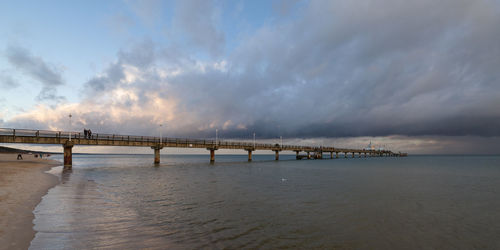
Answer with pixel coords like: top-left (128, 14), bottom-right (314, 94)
top-left (0, 128), bottom-right (329, 151)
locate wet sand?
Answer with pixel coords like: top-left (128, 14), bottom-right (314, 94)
top-left (0, 154), bottom-right (61, 250)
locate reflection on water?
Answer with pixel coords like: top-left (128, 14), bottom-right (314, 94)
top-left (32, 155), bottom-right (500, 249)
top-left (61, 166), bottom-right (72, 183)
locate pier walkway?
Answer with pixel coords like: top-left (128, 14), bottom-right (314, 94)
top-left (0, 128), bottom-right (406, 166)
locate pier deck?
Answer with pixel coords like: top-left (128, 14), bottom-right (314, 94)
top-left (0, 128), bottom-right (406, 166)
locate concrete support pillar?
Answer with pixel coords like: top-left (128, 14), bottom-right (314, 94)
top-left (358, 152), bottom-right (361, 158)
top-left (330, 152), bottom-right (333, 159)
top-left (210, 149), bottom-right (215, 163)
top-left (336, 152), bottom-right (339, 158)
top-left (151, 145), bottom-right (163, 164)
top-left (63, 141), bottom-right (74, 167)
top-left (364, 152), bottom-right (367, 157)
top-left (352, 152), bottom-right (355, 158)
top-left (274, 150), bottom-right (280, 161)
top-left (344, 152), bottom-right (347, 158)
top-left (295, 151), bottom-right (300, 160)
top-left (247, 150), bottom-right (253, 162)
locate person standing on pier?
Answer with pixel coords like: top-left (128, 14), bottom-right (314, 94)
top-left (84, 129), bottom-right (88, 139)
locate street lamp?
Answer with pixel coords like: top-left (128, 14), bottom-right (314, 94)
top-left (159, 124), bottom-right (163, 144)
top-left (278, 125), bottom-right (282, 148)
top-left (68, 113), bottom-right (72, 141)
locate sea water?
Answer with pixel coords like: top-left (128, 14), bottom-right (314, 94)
top-left (31, 154), bottom-right (500, 249)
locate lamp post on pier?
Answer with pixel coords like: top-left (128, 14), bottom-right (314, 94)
top-left (277, 125), bottom-right (282, 148)
top-left (159, 124), bottom-right (162, 144)
top-left (253, 132), bottom-right (256, 149)
top-left (68, 113), bottom-right (72, 141)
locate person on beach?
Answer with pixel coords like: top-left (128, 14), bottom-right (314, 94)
top-left (17, 154), bottom-right (23, 160)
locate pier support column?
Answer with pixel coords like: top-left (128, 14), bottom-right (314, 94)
top-left (330, 152), bottom-right (333, 159)
top-left (247, 150), bottom-right (253, 162)
top-left (295, 150), bottom-right (300, 160)
top-left (209, 149), bottom-right (216, 163)
top-left (63, 141), bottom-right (74, 167)
top-left (307, 152), bottom-right (311, 159)
top-left (274, 150), bottom-right (280, 161)
top-left (364, 152), bottom-right (367, 157)
top-left (207, 147), bottom-right (218, 163)
top-left (344, 152), bottom-right (347, 158)
top-left (358, 152), bottom-right (361, 158)
top-left (352, 152), bottom-right (355, 158)
top-left (336, 152), bottom-right (339, 158)
top-left (151, 145), bottom-right (163, 164)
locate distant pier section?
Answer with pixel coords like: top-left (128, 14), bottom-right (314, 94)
top-left (0, 128), bottom-right (407, 166)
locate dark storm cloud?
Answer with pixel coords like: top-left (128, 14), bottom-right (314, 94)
top-left (5, 45), bottom-right (65, 102)
top-left (212, 0), bottom-right (500, 138)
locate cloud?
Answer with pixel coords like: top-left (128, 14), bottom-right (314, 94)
top-left (5, 45), bottom-right (66, 102)
top-left (0, 72), bottom-right (20, 88)
top-left (4, 0), bottom-right (500, 154)
top-left (172, 0), bottom-right (225, 57)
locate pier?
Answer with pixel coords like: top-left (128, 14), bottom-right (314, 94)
top-left (0, 128), bottom-right (406, 167)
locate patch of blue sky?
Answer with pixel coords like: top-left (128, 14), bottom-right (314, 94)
top-left (218, 0), bottom-right (274, 55)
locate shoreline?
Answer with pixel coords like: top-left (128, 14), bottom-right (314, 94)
top-left (0, 153), bottom-right (61, 250)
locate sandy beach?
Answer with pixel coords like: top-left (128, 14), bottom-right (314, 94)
top-left (0, 153), bottom-right (61, 250)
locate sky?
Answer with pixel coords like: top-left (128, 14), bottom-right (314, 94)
top-left (1, 0), bottom-right (500, 154)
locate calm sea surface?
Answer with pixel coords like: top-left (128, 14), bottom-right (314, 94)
top-left (31, 154), bottom-right (500, 249)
